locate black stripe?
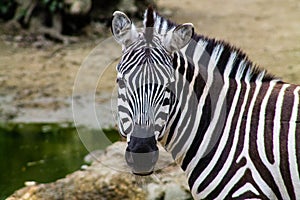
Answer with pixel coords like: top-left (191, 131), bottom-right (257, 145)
top-left (177, 53), bottom-right (186, 75)
top-left (248, 83), bottom-right (283, 199)
top-left (145, 7), bottom-right (154, 44)
top-left (199, 38), bottom-right (214, 69)
top-left (193, 79), bottom-right (242, 194)
top-left (166, 106), bottom-right (181, 147)
top-left (216, 44), bottom-right (231, 75)
top-left (158, 17), bottom-right (164, 34)
top-left (180, 39), bottom-right (216, 170)
top-left (279, 84), bottom-right (296, 199)
top-left (229, 51), bottom-right (246, 79)
top-left (296, 88), bottom-right (300, 176)
top-left (170, 81), bottom-right (198, 159)
top-left (264, 84), bottom-right (283, 164)
top-left (226, 169), bottom-right (268, 199)
top-left (181, 94), bottom-right (211, 171)
top-left (185, 58), bottom-right (195, 84)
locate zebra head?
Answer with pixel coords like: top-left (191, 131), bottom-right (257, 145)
top-left (111, 8), bottom-right (194, 175)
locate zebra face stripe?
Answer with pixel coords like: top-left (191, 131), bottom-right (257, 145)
top-left (117, 45), bottom-right (175, 138)
top-left (112, 9), bottom-right (194, 176)
top-left (116, 42), bottom-right (175, 175)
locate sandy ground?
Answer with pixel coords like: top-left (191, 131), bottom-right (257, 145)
top-left (0, 0), bottom-right (300, 127)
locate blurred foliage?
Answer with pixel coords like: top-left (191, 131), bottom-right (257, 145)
top-left (41, 0), bottom-right (64, 13)
top-left (0, 0), bottom-right (14, 14)
top-left (0, 0), bottom-right (17, 20)
top-left (0, 0), bottom-right (64, 21)
top-left (0, 0), bottom-right (156, 37)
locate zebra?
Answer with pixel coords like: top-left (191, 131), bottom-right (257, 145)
top-left (111, 7), bottom-right (300, 199)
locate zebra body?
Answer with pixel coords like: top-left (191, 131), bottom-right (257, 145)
top-left (165, 40), bottom-right (300, 199)
top-left (111, 7), bottom-right (300, 199)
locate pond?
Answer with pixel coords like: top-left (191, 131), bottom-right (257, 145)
top-left (0, 123), bottom-right (120, 199)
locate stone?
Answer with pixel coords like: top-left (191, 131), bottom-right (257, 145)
top-left (164, 183), bottom-right (191, 200)
top-left (64, 0), bottom-right (92, 15)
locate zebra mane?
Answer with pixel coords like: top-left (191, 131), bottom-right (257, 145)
top-left (198, 36), bottom-right (278, 82)
top-left (144, 8), bottom-right (279, 83)
top-left (144, 6), bottom-right (155, 44)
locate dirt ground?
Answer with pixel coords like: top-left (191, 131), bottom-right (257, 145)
top-left (0, 0), bottom-right (300, 125)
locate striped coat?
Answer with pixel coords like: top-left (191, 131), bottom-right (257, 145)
top-left (112, 7), bottom-right (300, 199)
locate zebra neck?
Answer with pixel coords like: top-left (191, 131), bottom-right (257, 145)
top-left (160, 35), bottom-right (279, 170)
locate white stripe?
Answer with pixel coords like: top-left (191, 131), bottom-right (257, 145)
top-left (257, 80), bottom-right (277, 163)
top-left (160, 20), bottom-right (168, 34)
top-left (154, 16), bottom-right (161, 32)
top-left (169, 43), bottom-right (211, 157)
top-left (166, 40), bottom-right (207, 151)
top-left (207, 63), bottom-right (250, 199)
top-left (143, 9), bottom-right (148, 27)
top-left (166, 45), bottom-right (191, 150)
top-left (236, 67), bottom-right (252, 163)
top-left (189, 52), bottom-right (237, 197)
top-left (237, 68), bottom-right (263, 162)
top-left (288, 86), bottom-right (300, 196)
top-left (249, 159), bottom-right (278, 200)
top-left (215, 166), bottom-right (247, 199)
top-left (232, 182), bottom-right (259, 198)
top-left (237, 77), bottom-right (289, 199)
top-left (233, 70), bottom-right (278, 198)
top-left (160, 52), bottom-right (183, 146)
top-left (184, 45), bottom-right (222, 171)
top-left (161, 52), bottom-right (182, 146)
top-left (189, 44), bottom-right (225, 157)
top-left (272, 83), bottom-right (290, 199)
top-left (256, 80), bottom-right (279, 197)
top-left (204, 64), bottom-right (265, 198)
top-left (122, 121), bottom-right (132, 130)
top-left (191, 57), bottom-right (245, 198)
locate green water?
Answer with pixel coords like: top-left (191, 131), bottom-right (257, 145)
top-left (0, 123), bottom-right (120, 199)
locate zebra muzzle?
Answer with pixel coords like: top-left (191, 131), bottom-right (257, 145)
top-left (125, 132), bottom-right (159, 176)
top-left (125, 150), bottom-right (159, 176)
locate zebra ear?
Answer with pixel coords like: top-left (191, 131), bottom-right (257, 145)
top-left (111, 11), bottom-right (139, 47)
top-left (164, 23), bottom-right (194, 52)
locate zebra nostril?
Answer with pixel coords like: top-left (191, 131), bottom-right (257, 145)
top-left (125, 150), bottom-right (134, 164)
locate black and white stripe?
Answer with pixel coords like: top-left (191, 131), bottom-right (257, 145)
top-left (116, 19), bottom-right (174, 140)
top-left (114, 8), bottom-right (300, 199)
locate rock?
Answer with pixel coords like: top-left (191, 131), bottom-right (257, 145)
top-left (8, 142), bottom-right (191, 200)
top-left (84, 149), bottom-right (104, 164)
top-left (118, 0), bottom-right (138, 14)
top-left (164, 183), bottom-right (191, 200)
top-left (64, 0), bottom-right (92, 15)
top-left (147, 183), bottom-right (164, 200)
top-left (24, 181), bottom-right (37, 187)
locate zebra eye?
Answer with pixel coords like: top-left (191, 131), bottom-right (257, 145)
top-left (117, 78), bottom-right (126, 88)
